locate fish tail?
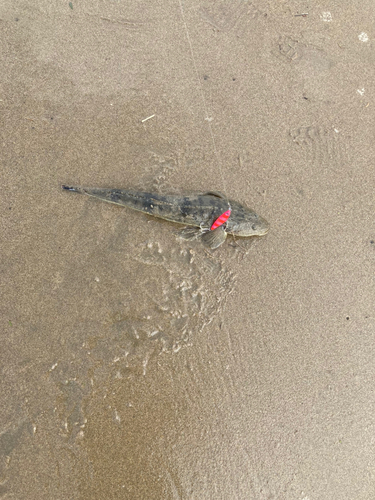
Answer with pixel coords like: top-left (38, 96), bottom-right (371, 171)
top-left (62, 185), bottom-right (85, 193)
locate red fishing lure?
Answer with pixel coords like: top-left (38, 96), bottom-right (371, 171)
top-left (210, 209), bottom-right (231, 230)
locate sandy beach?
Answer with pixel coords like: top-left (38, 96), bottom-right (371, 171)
top-left (1, 1), bottom-right (375, 498)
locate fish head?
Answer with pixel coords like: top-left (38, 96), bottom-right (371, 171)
top-left (230, 210), bottom-right (270, 237)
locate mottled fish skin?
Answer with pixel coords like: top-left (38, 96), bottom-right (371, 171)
top-left (62, 186), bottom-right (269, 239)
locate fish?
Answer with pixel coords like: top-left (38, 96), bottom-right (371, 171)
top-left (62, 185), bottom-right (269, 249)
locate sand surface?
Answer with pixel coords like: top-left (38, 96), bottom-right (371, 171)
top-left (1, 1), bottom-right (375, 498)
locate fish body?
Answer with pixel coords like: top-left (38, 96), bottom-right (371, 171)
top-left (62, 186), bottom-right (269, 248)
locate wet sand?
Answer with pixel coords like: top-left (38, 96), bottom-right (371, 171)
top-left (1, 1), bottom-right (375, 498)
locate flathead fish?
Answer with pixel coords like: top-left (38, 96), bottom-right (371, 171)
top-left (62, 186), bottom-right (269, 249)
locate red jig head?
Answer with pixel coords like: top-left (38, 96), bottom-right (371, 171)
top-left (210, 209), bottom-right (231, 230)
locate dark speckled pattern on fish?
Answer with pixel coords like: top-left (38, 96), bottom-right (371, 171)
top-left (62, 186), bottom-right (269, 244)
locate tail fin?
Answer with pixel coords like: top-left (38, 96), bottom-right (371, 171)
top-left (62, 185), bottom-right (80, 192)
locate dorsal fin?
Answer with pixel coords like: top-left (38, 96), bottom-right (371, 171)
top-left (202, 190), bottom-right (226, 199)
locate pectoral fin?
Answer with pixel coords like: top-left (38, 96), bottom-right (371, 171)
top-left (201, 226), bottom-right (227, 249)
top-left (176, 227), bottom-right (203, 241)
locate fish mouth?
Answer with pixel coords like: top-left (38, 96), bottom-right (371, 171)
top-left (256, 217), bottom-right (270, 236)
top-left (259, 225), bottom-right (270, 236)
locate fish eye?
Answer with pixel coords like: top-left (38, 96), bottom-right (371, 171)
top-left (251, 224), bottom-right (257, 230)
